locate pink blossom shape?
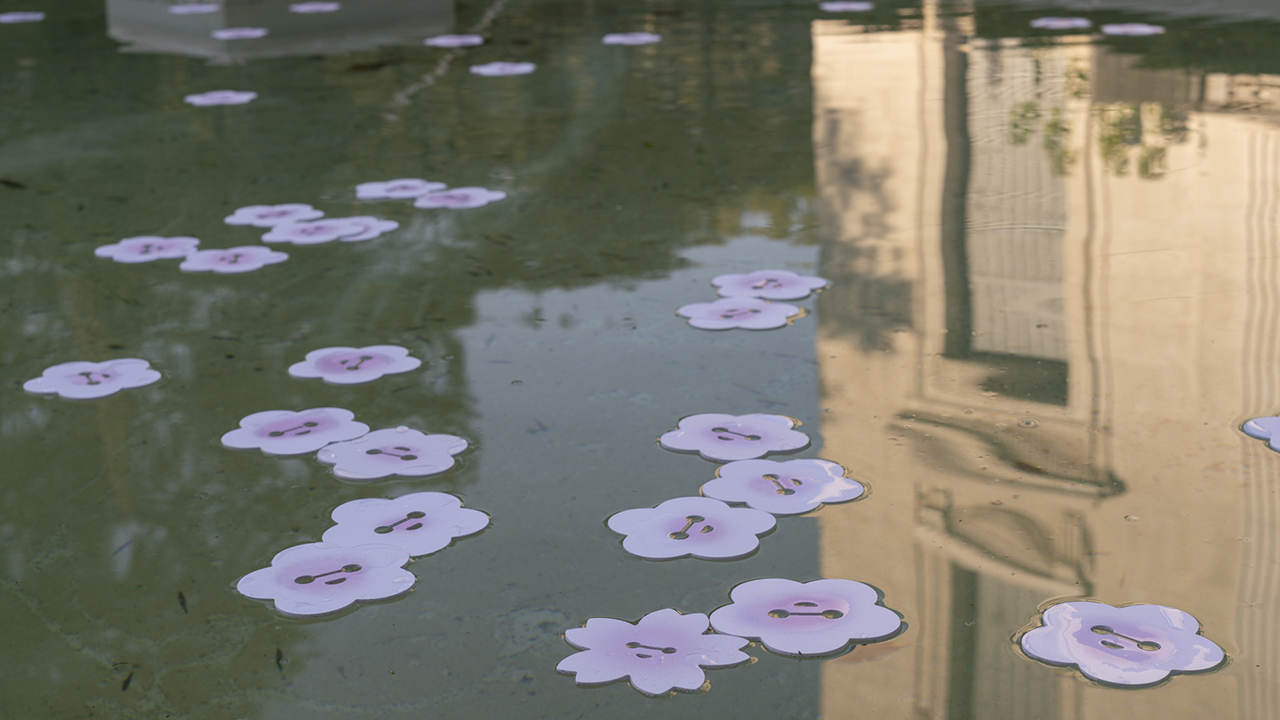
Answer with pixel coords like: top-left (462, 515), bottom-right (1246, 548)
top-left (602, 32), bottom-right (662, 45)
top-left (224, 204), bottom-right (323, 227)
top-left (169, 4), bottom-right (219, 14)
top-left (469, 61), bottom-right (536, 77)
top-left (23, 359), bottom-right (161, 400)
top-left (235, 542), bottom-right (414, 617)
top-left (413, 187), bottom-right (507, 209)
top-left (1101, 23), bottom-right (1165, 36)
top-left (289, 2), bottom-right (340, 12)
top-left (95, 236), bottom-right (200, 263)
top-left (676, 297), bottom-right (803, 330)
top-left (261, 216), bottom-right (398, 245)
top-left (356, 178), bottom-right (447, 200)
top-left (818, 1), bottom-right (873, 11)
top-left (184, 90), bottom-right (257, 106)
top-left (336, 216), bottom-right (400, 241)
top-left (211, 27), bottom-right (268, 40)
top-left (712, 269), bottom-right (829, 300)
top-left (322, 492), bottom-right (489, 557)
top-left (221, 407), bottom-right (370, 456)
top-left (659, 413), bottom-right (810, 462)
top-left (557, 609), bottom-right (751, 696)
top-left (701, 459), bottom-right (864, 516)
top-left (317, 426), bottom-right (468, 481)
top-left (179, 246), bottom-right (288, 274)
top-left (288, 345), bottom-right (421, 385)
top-left (0, 11), bottom-right (44, 23)
top-left (709, 578), bottom-right (904, 657)
top-left (1020, 601), bottom-right (1226, 686)
top-left (1030, 17), bottom-right (1093, 30)
top-left (607, 497), bottom-right (775, 561)
top-left (424, 34), bottom-right (484, 47)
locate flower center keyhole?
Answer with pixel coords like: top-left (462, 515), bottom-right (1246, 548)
top-left (269, 421), bottom-right (319, 437)
top-left (374, 511), bottom-right (428, 534)
top-left (719, 308), bottom-right (762, 319)
top-left (763, 473), bottom-right (801, 495)
top-left (1091, 625), bottom-right (1161, 651)
top-left (626, 642), bottom-right (677, 658)
top-left (751, 278), bottom-right (782, 289)
top-left (712, 427), bottom-right (762, 442)
top-left (294, 564), bottom-right (362, 585)
top-left (341, 355), bottom-right (374, 371)
top-left (79, 371), bottom-right (110, 385)
top-left (366, 446), bottom-right (419, 461)
top-left (669, 515), bottom-right (714, 540)
top-left (769, 601), bottom-right (844, 619)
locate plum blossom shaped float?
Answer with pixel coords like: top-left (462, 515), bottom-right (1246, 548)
top-left (602, 32), bottom-right (662, 45)
top-left (322, 492), bottom-right (489, 557)
top-left (712, 269), bottom-right (829, 300)
top-left (169, 3), bottom-right (219, 14)
top-left (607, 497), bottom-right (776, 561)
top-left (1019, 601), bottom-right (1226, 686)
top-left (289, 2), bottom-right (340, 12)
top-left (701, 459), bottom-right (864, 516)
top-left (1030, 17), bottom-right (1093, 30)
top-left (95, 236), bottom-right (199, 263)
top-left (317, 426), bottom-right (468, 481)
top-left (212, 27), bottom-right (268, 40)
top-left (288, 345), bottom-right (421, 385)
top-left (0, 11), bottom-right (44, 23)
top-left (557, 609), bottom-right (751, 696)
top-left (356, 178), bottom-right (447, 200)
top-left (262, 217), bottom-right (398, 245)
top-left (676, 297), bottom-right (803, 330)
top-left (424, 34), bottom-right (484, 47)
top-left (1242, 415), bottom-right (1280, 452)
top-left (413, 187), bottom-right (507, 209)
top-left (236, 542), bottom-right (414, 617)
top-left (179, 246), bottom-right (288, 274)
top-left (659, 413), bottom-right (810, 462)
top-left (221, 407), bottom-right (370, 456)
top-left (184, 90), bottom-right (257, 106)
top-left (709, 578), bottom-right (904, 657)
top-left (225, 203), bottom-right (323, 227)
top-left (818, 1), bottom-right (873, 11)
top-left (24, 359), bottom-right (161, 400)
top-left (470, 61), bottom-right (536, 77)
top-left (1101, 23), bottom-right (1165, 36)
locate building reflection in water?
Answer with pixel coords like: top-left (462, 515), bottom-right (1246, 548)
top-left (815, 2), bottom-right (1280, 717)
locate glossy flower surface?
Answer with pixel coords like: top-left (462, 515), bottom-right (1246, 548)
top-left (236, 542), bottom-right (413, 617)
top-left (1101, 23), bottom-right (1164, 36)
top-left (676, 297), bottom-right (802, 330)
top-left (179, 246), bottom-right (287, 273)
top-left (607, 496), bottom-right (776, 560)
top-left (225, 203), bottom-right (323, 227)
top-left (184, 90), bottom-right (257, 106)
top-left (211, 27), bottom-right (268, 40)
top-left (424, 34), bottom-right (484, 47)
top-left (288, 345), bottom-right (421, 385)
top-left (24, 359), bottom-right (161, 400)
top-left (602, 32), bottom-right (662, 45)
top-left (470, 61), bottom-right (536, 76)
top-left (701, 459), bottom-right (864, 515)
top-left (356, 178), bottom-right (447, 200)
top-left (659, 412), bottom-right (810, 461)
top-left (221, 407), bottom-right (370, 456)
top-left (317, 427), bottom-right (468, 481)
top-left (322, 492), bottom-right (489, 557)
top-left (413, 187), bottom-right (507, 209)
top-left (95, 236), bottom-right (199, 263)
top-left (1030, 17), bottom-right (1092, 29)
top-left (712, 269), bottom-right (829, 300)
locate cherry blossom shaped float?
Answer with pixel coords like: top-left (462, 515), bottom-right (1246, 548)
top-left (236, 542), bottom-right (413, 618)
top-left (659, 412), bottom-right (810, 462)
top-left (221, 407), bottom-right (370, 456)
top-left (470, 61), bottom-right (536, 77)
top-left (0, 11), bottom-right (44, 23)
top-left (179, 246), bottom-right (287, 274)
top-left (356, 178), bottom-right (447, 200)
top-left (317, 426), bottom-right (468, 481)
top-left (322, 492), bottom-right (489, 557)
top-left (1101, 23), bottom-right (1165, 36)
top-left (24, 359), bottom-right (161, 400)
top-left (1019, 601), bottom-right (1226, 687)
top-left (602, 32), bottom-right (662, 45)
top-left (95, 236), bottom-right (199, 263)
top-left (413, 187), bottom-right (507, 209)
top-left (169, 3), bottom-right (219, 14)
top-left (225, 203), bottom-right (323, 227)
top-left (1030, 17), bottom-right (1093, 30)
top-left (288, 345), bottom-right (421, 385)
top-left (709, 578), bottom-right (904, 657)
top-left (607, 496), bottom-right (776, 561)
top-left (212, 27), bottom-right (268, 40)
top-left (184, 90), bottom-right (257, 106)
top-left (262, 217), bottom-right (398, 245)
top-left (701, 459), bottom-right (864, 516)
top-left (289, 2), bottom-right (340, 12)
top-left (557, 608), bottom-right (751, 696)
top-left (818, 1), bottom-right (873, 11)
top-left (712, 269), bottom-right (829, 300)
top-left (676, 297), bottom-right (803, 331)
top-left (424, 34), bottom-right (484, 47)
top-left (1242, 415), bottom-right (1280, 452)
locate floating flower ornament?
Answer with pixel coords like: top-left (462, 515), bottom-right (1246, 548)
top-left (701, 459), bottom-right (864, 516)
top-left (557, 609), bottom-right (751, 696)
top-left (1030, 17), bottom-right (1093, 30)
top-left (709, 578), bottom-right (904, 657)
top-left (95, 236), bottom-right (200, 263)
top-left (262, 216), bottom-right (398, 245)
top-left (676, 297), bottom-right (803, 330)
top-left (470, 62), bottom-right (536, 77)
top-left (607, 497), bottom-right (775, 561)
top-left (356, 178), bottom-right (447, 200)
top-left (659, 413), bottom-right (810, 462)
top-left (0, 11), bottom-right (44, 23)
top-left (602, 32), bottom-right (662, 45)
top-left (179, 246), bottom-right (288, 274)
top-left (221, 408), bottom-right (370, 456)
top-left (169, 3), bottom-right (219, 14)
top-left (225, 204), bottom-right (323, 227)
top-left (1101, 23), bottom-right (1165, 36)
top-left (712, 269), bottom-right (829, 300)
top-left (184, 90), bottom-right (257, 107)
top-left (24, 359), bottom-right (161, 400)
top-left (424, 34), bottom-right (484, 47)
top-left (236, 542), bottom-right (414, 617)
top-left (1242, 415), bottom-right (1280, 452)
top-left (289, 2), bottom-right (340, 12)
top-left (1019, 601), bottom-right (1226, 686)
top-left (211, 27), bottom-right (268, 40)
top-left (818, 1), bottom-right (873, 11)
top-left (413, 187), bottom-right (507, 209)
top-left (317, 427), bottom-right (468, 481)
top-left (288, 345), bottom-right (421, 385)
top-left (322, 492), bottom-right (489, 557)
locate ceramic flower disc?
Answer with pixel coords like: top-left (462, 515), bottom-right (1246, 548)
top-left (288, 345), bottom-right (421, 385)
top-left (424, 34), bottom-right (484, 47)
top-left (184, 90), bottom-right (257, 107)
top-left (818, 1), bottom-right (873, 11)
top-left (0, 11), bottom-right (44, 23)
top-left (95, 236), bottom-right (200, 263)
top-left (469, 62), bottom-right (536, 77)
top-left (676, 297), bottom-right (803, 330)
top-left (356, 178), bottom-right (447, 200)
top-left (221, 407), bottom-right (370, 456)
top-left (212, 27), bottom-right (268, 40)
top-left (413, 187), bottom-right (507, 209)
top-left (289, 2), bottom-right (340, 12)
top-left (1101, 23), bottom-right (1164, 36)
top-left (1030, 17), bottom-right (1092, 30)
top-left (169, 4), bottom-right (219, 14)
top-left (23, 359), bottom-right (161, 400)
top-left (607, 496), bottom-right (776, 560)
top-left (602, 32), bottom-right (662, 45)
top-left (557, 609), bottom-right (751, 696)
top-left (262, 217), bottom-right (398, 245)
top-left (659, 412), bottom-right (810, 461)
top-left (701, 458), bottom-right (864, 515)
top-left (712, 269), bottom-right (829, 300)
top-left (179, 246), bottom-right (287, 273)
top-left (1242, 415), bottom-right (1280, 452)
top-left (322, 492), bottom-right (489, 557)
top-left (316, 427), bottom-right (468, 481)
top-left (1019, 601), bottom-right (1226, 686)
top-left (224, 204), bottom-right (324, 227)
top-left (236, 542), bottom-right (414, 617)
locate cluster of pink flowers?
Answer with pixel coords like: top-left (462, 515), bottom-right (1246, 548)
top-left (677, 269), bottom-right (827, 331)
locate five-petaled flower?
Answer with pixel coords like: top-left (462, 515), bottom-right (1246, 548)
top-left (469, 62), bottom-right (536, 77)
top-left (317, 426), bottom-right (468, 481)
top-left (557, 608), bottom-right (751, 696)
top-left (424, 34), bottom-right (484, 47)
top-left (356, 178), bottom-right (447, 200)
top-left (413, 187), bottom-right (507, 209)
top-left (709, 578), bottom-right (904, 657)
top-left (1030, 17), bottom-right (1092, 30)
top-left (1019, 601), bottom-right (1226, 686)
top-left (95, 236), bottom-right (200, 263)
top-left (676, 297), bottom-right (803, 330)
top-left (221, 407), bottom-right (370, 456)
top-left (0, 11), bottom-right (44, 23)
top-left (184, 90), bottom-right (257, 107)
top-left (1101, 23), bottom-right (1164, 36)
top-left (607, 496), bottom-right (776, 561)
top-left (659, 412), bottom-right (810, 462)
top-left (212, 27), bottom-right (268, 40)
top-left (322, 492), bottom-right (489, 557)
top-left (262, 216), bottom-right (398, 245)
top-left (602, 32), bottom-right (662, 45)
top-left (225, 204), bottom-right (324, 227)
top-left (288, 345), bottom-right (421, 385)
top-left (701, 458), bottom-right (864, 516)
top-left (235, 542), bottom-right (415, 617)
top-left (179, 246), bottom-right (288, 274)
top-left (712, 269), bottom-right (829, 300)
top-left (24, 359), bottom-right (161, 400)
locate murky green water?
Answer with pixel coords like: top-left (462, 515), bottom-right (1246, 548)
top-left (5, 0), bottom-right (1280, 718)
